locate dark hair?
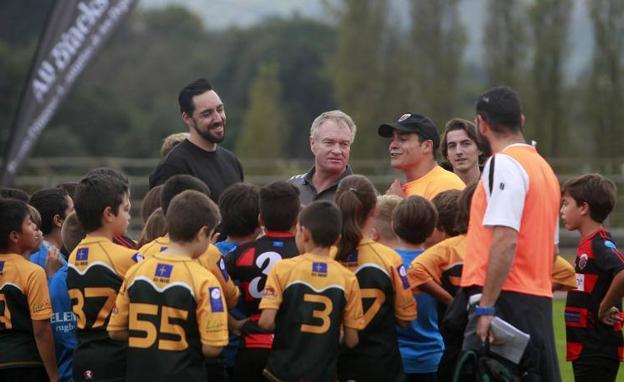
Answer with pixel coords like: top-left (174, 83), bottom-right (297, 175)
top-left (335, 175), bottom-right (378, 261)
top-left (432, 189), bottom-right (461, 237)
top-left (299, 201), bottom-right (342, 248)
top-left (74, 173), bottom-right (129, 232)
top-left (61, 212), bottom-right (85, 253)
top-left (86, 167), bottom-right (129, 186)
top-left (455, 182), bottom-right (478, 234)
top-left (441, 118), bottom-right (492, 164)
top-left (0, 198), bottom-right (30, 252)
top-left (57, 182), bottom-right (78, 200)
top-left (141, 185), bottom-right (163, 223)
top-left (0, 187), bottom-right (30, 203)
top-left (160, 175), bottom-right (211, 215)
top-left (139, 208), bottom-right (167, 247)
top-left (167, 190), bottom-right (220, 243)
top-left (562, 174), bottom-right (617, 223)
top-left (260, 181), bottom-right (300, 231)
top-left (393, 195), bottom-right (437, 245)
top-left (218, 183), bottom-right (260, 237)
top-left (178, 78), bottom-right (213, 115)
top-left (29, 188), bottom-right (70, 235)
top-left (475, 86), bottom-right (523, 134)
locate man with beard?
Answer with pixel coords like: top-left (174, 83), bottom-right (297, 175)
top-left (460, 86), bottom-right (561, 381)
top-left (149, 78), bottom-right (244, 201)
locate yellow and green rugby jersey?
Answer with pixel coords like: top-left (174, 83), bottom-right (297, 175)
top-left (139, 236), bottom-right (240, 309)
top-left (0, 254), bottom-right (53, 369)
top-left (260, 253), bottom-right (364, 382)
top-left (108, 252), bottom-right (228, 382)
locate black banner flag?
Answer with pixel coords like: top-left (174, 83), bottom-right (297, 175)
top-left (0, 0), bottom-right (138, 186)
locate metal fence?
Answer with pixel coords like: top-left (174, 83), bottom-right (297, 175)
top-left (10, 156), bottom-right (624, 243)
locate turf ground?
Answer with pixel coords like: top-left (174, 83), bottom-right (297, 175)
top-left (553, 299), bottom-right (624, 382)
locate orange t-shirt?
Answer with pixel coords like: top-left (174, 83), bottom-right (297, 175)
top-left (403, 165), bottom-right (465, 200)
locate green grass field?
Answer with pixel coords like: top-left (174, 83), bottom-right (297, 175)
top-left (553, 299), bottom-right (624, 382)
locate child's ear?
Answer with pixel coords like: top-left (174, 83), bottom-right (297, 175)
top-left (302, 227), bottom-right (311, 244)
top-left (195, 225), bottom-right (208, 242)
top-left (8, 230), bottom-right (20, 246)
top-left (208, 228), bottom-right (218, 244)
top-left (102, 206), bottom-right (114, 223)
top-left (332, 233), bottom-right (342, 247)
top-left (53, 214), bottom-right (64, 229)
top-left (579, 202), bottom-right (590, 216)
top-left (370, 226), bottom-right (380, 241)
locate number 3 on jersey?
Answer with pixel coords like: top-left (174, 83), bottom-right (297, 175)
top-left (300, 294), bottom-right (333, 335)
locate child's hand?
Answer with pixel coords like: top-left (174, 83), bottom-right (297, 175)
top-left (599, 306), bottom-right (622, 326)
top-left (45, 245), bottom-right (63, 278)
top-left (385, 179), bottom-right (405, 197)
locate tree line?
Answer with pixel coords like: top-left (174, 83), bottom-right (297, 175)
top-left (1, 0), bottom-right (623, 165)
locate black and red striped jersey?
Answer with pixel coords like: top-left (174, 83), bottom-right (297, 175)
top-left (225, 231), bottom-right (298, 349)
top-left (565, 227), bottom-right (624, 361)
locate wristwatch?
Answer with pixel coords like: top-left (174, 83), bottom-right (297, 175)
top-left (475, 306), bottom-right (496, 317)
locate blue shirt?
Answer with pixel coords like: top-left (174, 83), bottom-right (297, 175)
top-left (30, 242), bottom-right (77, 382)
top-left (215, 240), bottom-right (241, 368)
top-left (395, 249), bottom-right (444, 374)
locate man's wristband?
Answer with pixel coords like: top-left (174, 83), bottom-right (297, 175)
top-left (475, 306), bottom-right (496, 317)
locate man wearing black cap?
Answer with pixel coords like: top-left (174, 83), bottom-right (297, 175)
top-left (378, 113), bottom-right (464, 200)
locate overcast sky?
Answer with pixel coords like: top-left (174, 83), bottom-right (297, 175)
top-left (140, 0), bottom-right (594, 80)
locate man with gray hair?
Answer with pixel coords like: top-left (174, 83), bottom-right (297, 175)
top-left (289, 110), bottom-right (356, 205)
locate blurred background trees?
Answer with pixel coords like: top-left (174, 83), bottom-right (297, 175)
top-left (1, 0), bottom-right (622, 163)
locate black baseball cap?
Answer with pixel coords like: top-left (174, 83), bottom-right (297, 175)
top-left (378, 112), bottom-right (440, 149)
top-left (475, 86), bottom-right (522, 129)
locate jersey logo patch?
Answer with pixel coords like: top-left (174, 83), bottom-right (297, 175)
top-left (398, 265), bottom-right (410, 289)
top-left (499, 182), bottom-right (505, 190)
top-left (76, 247), bottom-right (89, 262)
top-left (131, 253), bottom-right (144, 263)
top-left (160, 246), bottom-right (168, 252)
top-left (210, 287), bottom-right (224, 312)
top-left (272, 241), bottom-right (284, 248)
top-left (0, 261), bottom-right (4, 275)
top-left (312, 262), bottom-right (328, 276)
top-left (217, 258), bottom-right (229, 281)
top-left (578, 254), bottom-right (588, 270)
top-left (154, 263), bottom-right (173, 282)
top-left (345, 251), bottom-right (358, 264)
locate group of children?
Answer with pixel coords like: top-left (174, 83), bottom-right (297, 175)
top-left (0, 167), bottom-right (622, 382)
